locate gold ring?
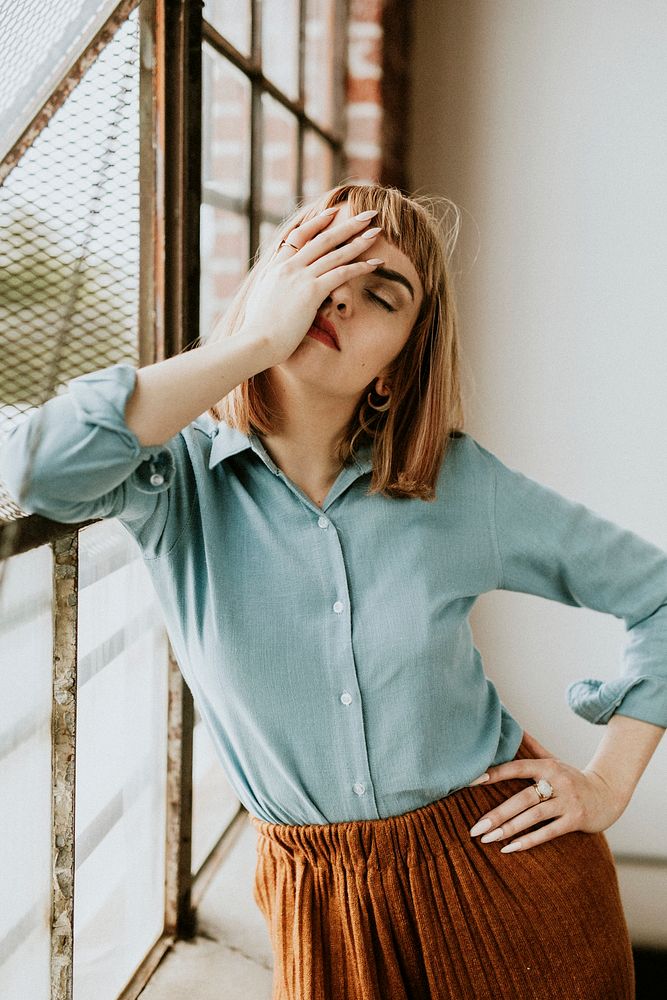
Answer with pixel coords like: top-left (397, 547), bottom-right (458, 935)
top-left (533, 777), bottom-right (554, 802)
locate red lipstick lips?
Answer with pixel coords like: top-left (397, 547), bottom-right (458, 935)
top-left (308, 312), bottom-right (341, 351)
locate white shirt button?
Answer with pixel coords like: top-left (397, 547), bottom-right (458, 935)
top-left (333, 600), bottom-right (344, 614)
top-left (149, 473), bottom-right (165, 486)
top-left (353, 782), bottom-right (366, 796)
top-left (340, 691), bottom-right (352, 705)
top-left (318, 516), bottom-right (329, 529)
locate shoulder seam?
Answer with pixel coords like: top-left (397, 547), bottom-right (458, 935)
top-left (472, 441), bottom-right (505, 590)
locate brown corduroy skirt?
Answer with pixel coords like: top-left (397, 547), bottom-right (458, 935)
top-left (250, 733), bottom-right (635, 1000)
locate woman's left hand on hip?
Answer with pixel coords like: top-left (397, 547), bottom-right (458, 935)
top-left (466, 729), bottom-right (630, 854)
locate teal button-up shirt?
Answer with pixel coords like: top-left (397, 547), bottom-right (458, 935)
top-left (2, 363), bottom-right (666, 824)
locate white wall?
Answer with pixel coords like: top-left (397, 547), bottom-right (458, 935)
top-left (409, 0), bottom-right (667, 945)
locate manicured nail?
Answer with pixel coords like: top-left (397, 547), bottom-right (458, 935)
top-left (356, 209), bottom-right (379, 219)
top-left (468, 773), bottom-right (489, 786)
top-left (365, 258), bottom-right (384, 266)
top-left (480, 827), bottom-right (504, 844)
top-left (361, 226), bottom-right (382, 239)
top-left (500, 841), bottom-right (522, 853)
top-left (321, 206), bottom-right (338, 216)
top-left (469, 818), bottom-right (493, 837)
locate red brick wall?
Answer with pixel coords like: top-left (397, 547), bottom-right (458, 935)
top-left (344, 0), bottom-right (414, 190)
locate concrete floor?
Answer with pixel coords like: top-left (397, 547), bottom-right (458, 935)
top-left (139, 816), bottom-right (274, 1000)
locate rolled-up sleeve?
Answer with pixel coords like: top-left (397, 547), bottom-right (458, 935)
top-left (478, 442), bottom-right (667, 729)
top-left (0, 363), bottom-right (181, 551)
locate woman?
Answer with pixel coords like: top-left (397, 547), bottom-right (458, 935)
top-left (2, 182), bottom-right (665, 999)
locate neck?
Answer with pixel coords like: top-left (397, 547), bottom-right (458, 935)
top-left (258, 372), bottom-right (358, 484)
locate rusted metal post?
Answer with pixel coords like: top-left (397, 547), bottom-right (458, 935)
top-left (51, 532), bottom-right (79, 1000)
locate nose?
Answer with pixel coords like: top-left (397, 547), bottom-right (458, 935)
top-left (323, 285), bottom-right (352, 314)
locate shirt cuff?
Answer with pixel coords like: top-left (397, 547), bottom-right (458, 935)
top-left (566, 675), bottom-right (667, 727)
top-left (68, 363), bottom-right (176, 495)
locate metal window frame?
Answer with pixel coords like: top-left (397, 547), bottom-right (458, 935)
top-left (0, 3), bottom-right (208, 997)
top-left (202, 0), bottom-right (348, 267)
top-left (0, 1), bottom-right (351, 998)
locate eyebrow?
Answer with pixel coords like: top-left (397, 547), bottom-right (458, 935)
top-left (371, 266), bottom-right (415, 301)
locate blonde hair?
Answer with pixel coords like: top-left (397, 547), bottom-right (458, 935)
top-left (199, 181), bottom-right (465, 501)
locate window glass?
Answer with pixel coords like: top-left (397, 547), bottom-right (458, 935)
top-left (203, 0), bottom-right (252, 55)
top-left (74, 520), bottom-right (169, 1000)
top-left (304, 0), bottom-right (336, 129)
top-left (200, 206), bottom-right (250, 340)
top-left (262, 0), bottom-right (300, 100)
top-left (191, 707), bottom-right (241, 874)
top-left (303, 128), bottom-right (335, 201)
top-left (0, 546), bottom-right (53, 1000)
top-left (202, 45), bottom-right (251, 205)
top-left (261, 93), bottom-right (298, 221)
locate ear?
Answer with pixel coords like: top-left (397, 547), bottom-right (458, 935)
top-left (373, 376), bottom-right (391, 397)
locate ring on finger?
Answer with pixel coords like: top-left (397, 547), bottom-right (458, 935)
top-left (532, 777), bottom-right (554, 802)
top-left (279, 238), bottom-right (300, 252)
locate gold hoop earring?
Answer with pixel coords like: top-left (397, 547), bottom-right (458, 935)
top-left (367, 388), bottom-right (391, 412)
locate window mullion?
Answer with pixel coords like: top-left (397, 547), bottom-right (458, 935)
top-left (249, 0), bottom-right (264, 265)
top-left (296, 0), bottom-right (306, 201)
top-left (334, 0), bottom-right (350, 182)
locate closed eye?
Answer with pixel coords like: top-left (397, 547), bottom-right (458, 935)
top-left (365, 290), bottom-right (395, 312)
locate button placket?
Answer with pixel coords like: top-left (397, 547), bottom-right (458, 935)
top-left (311, 503), bottom-right (378, 818)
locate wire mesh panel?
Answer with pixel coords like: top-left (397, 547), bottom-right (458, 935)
top-left (0, 0), bottom-right (124, 164)
top-left (0, 9), bottom-right (141, 523)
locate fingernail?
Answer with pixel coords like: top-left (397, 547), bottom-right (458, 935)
top-left (468, 773), bottom-right (489, 786)
top-left (361, 226), bottom-right (382, 239)
top-left (365, 258), bottom-right (385, 266)
top-left (480, 827), bottom-right (504, 843)
top-left (321, 207), bottom-right (338, 216)
top-left (500, 841), bottom-right (522, 853)
top-left (469, 818), bottom-right (493, 837)
top-left (356, 209), bottom-right (379, 220)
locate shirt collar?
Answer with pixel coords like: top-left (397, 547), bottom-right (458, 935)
top-left (208, 421), bottom-right (373, 475)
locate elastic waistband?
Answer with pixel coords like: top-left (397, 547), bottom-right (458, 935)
top-left (250, 733), bottom-right (533, 871)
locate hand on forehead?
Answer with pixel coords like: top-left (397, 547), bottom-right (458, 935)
top-left (326, 199), bottom-right (422, 307)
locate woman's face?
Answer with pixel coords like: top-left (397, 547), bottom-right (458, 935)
top-left (275, 199), bottom-right (424, 402)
